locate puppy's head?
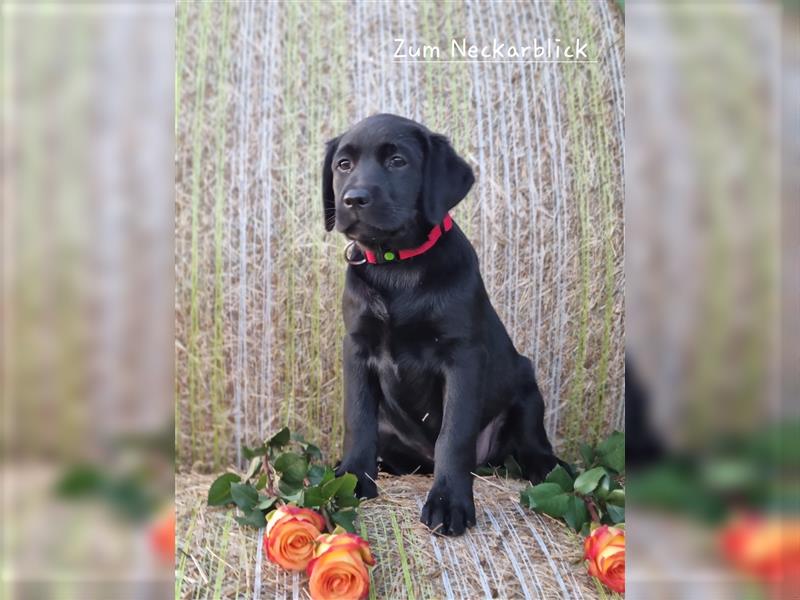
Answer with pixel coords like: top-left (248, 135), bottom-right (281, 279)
top-left (322, 114), bottom-right (474, 249)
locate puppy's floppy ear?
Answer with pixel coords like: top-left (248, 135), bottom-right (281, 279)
top-left (322, 136), bottom-right (340, 231)
top-left (420, 133), bottom-right (474, 225)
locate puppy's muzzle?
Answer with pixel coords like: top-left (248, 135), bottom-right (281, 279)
top-left (342, 188), bottom-right (372, 209)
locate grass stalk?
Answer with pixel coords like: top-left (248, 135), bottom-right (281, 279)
top-left (187, 0), bottom-right (212, 464)
top-left (175, 504), bottom-right (200, 599)
top-left (210, 0), bottom-right (232, 470)
top-left (309, 0), bottom-right (323, 441)
top-left (580, 1), bottom-right (619, 439)
top-left (389, 512), bottom-right (416, 600)
top-left (359, 520), bottom-right (378, 600)
top-left (211, 513), bottom-right (234, 600)
top-left (279, 2), bottom-right (294, 430)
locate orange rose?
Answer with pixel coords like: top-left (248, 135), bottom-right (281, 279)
top-left (584, 524), bottom-right (625, 594)
top-left (307, 533), bottom-right (375, 600)
top-left (721, 515), bottom-right (800, 584)
top-left (149, 507), bottom-right (175, 565)
top-left (313, 533), bottom-right (376, 566)
top-left (264, 505), bottom-right (326, 571)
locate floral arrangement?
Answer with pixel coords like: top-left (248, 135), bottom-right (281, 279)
top-left (207, 428), bottom-right (363, 531)
top-left (265, 505), bottom-right (374, 599)
top-left (520, 431), bottom-right (626, 595)
top-left (208, 427), bottom-right (628, 597)
top-left (207, 428), bottom-right (375, 599)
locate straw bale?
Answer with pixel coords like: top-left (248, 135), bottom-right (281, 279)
top-left (176, 472), bottom-right (602, 599)
top-left (175, 0), bottom-right (625, 472)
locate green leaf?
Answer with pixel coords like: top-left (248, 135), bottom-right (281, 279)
top-left (254, 473), bottom-right (268, 490)
top-left (595, 474), bottom-right (612, 500)
top-left (103, 476), bottom-right (159, 522)
top-left (545, 464), bottom-right (574, 493)
top-left (596, 431), bottom-right (625, 474)
top-left (256, 496), bottom-right (278, 511)
top-left (243, 445), bottom-right (267, 460)
top-left (564, 496), bottom-right (590, 531)
top-left (626, 461), bottom-right (726, 522)
top-left (520, 483), bottom-right (570, 518)
top-left (268, 427), bottom-right (291, 449)
top-left (331, 508), bottom-right (357, 533)
top-left (334, 473), bottom-right (358, 500)
top-left (55, 465), bottom-right (107, 497)
top-left (320, 466), bottom-right (336, 485)
top-left (579, 443), bottom-right (596, 468)
top-left (580, 521), bottom-right (591, 537)
top-left (747, 419), bottom-right (800, 466)
top-left (207, 473), bottom-right (241, 506)
top-left (244, 456), bottom-right (262, 482)
top-left (307, 465), bottom-right (326, 486)
top-left (574, 467), bottom-right (606, 495)
top-left (235, 509), bottom-right (267, 528)
top-left (278, 479), bottom-right (304, 503)
top-left (335, 494), bottom-right (360, 508)
top-left (700, 458), bottom-right (759, 493)
top-left (302, 486), bottom-right (326, 508)
top-left (606, 503), bottom-right (625, 524)
top-left (606, 488), bottom-right (625, 506)
top-left (303, 443), bottom-right (323, 462)
top-left (321, 476), bottom-right (346, 500)
top-left (230, 483), bottom-right (259, 511)
top-left (274, 452), bottom-right (308, 484)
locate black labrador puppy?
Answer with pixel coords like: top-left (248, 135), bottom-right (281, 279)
top-left (323, 114), bottom-right (558, 536)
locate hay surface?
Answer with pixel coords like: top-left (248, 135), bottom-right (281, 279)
top-left (175, 1), bottom-right (626, 471)
top-left (177, 472), bottom-right (600, 599)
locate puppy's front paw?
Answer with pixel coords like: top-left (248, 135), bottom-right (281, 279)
top-left (335, 463), bottom-right (378, 499)
top-left (420, 482), bottom-right (476, 536)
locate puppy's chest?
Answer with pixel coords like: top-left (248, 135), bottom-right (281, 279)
top-left (350, 288), bottom-right (449, 431)
top-left (354, 291), bottom-right (445, 365)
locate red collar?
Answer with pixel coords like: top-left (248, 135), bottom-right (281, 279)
top-left (357, 214), bottom-right (454, 264)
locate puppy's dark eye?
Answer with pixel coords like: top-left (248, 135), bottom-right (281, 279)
top-left (387, 155), bottom-right (407, 169)
top-left (336, 159), bottom-right (352, 173)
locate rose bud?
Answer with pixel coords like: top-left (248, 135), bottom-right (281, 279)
top-left (307, 533), bottom-right (375, 600)
top-left (584, 524), bottom-right (625, 594)
top-left (264, 505), bottom-right (326, 571)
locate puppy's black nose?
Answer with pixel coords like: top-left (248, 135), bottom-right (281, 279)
top-left (343, 188), bottom-right (371, 209)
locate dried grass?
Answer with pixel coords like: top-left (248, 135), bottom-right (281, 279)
top-left (175, 0), bottom-right (625, 471)
top-left (176, 472), bottom-right (601, 599)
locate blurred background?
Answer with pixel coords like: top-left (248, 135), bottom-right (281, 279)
top-left (625, 1), bottom-right (797, 599)
top-left (2, 2), bottom-right (174, 598)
